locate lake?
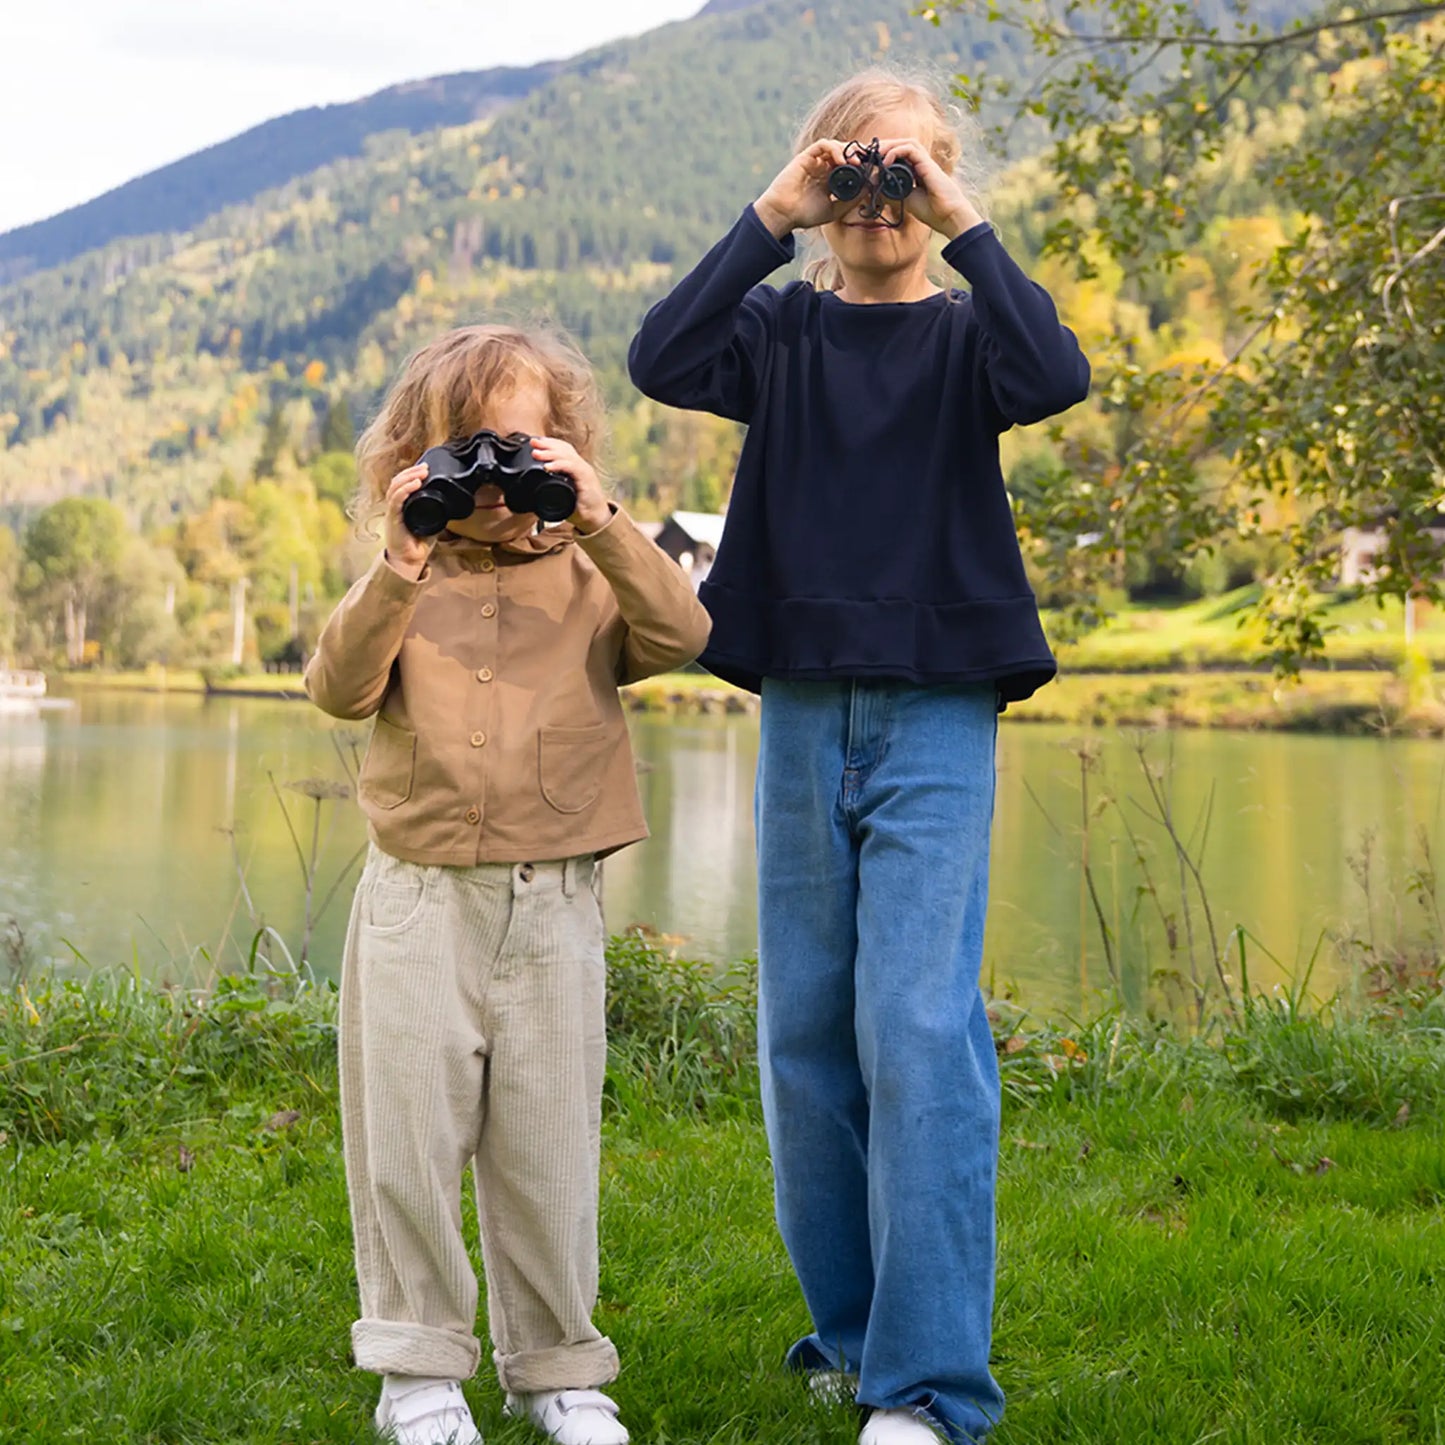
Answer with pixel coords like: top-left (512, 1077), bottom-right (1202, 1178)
top-left (1, 690), bottom-right (1439, 1016)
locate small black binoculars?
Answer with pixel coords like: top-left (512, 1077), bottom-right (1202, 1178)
top-left (827, 138), bottom-right (916, 225)
top-left (403, 430), bottom-right (577, 536)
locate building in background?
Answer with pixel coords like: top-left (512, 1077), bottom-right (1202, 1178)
top-left (651, 511), bottom-right (725, 591)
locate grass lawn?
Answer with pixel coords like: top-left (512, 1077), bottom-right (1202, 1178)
top-left (54, 668), bottom-right (305, 698)
top-left (3, 936), bottom-right (1443, 1444)
top-left (1005, 668), bottom-right (1444, 733)
top-left (1051, 588), bottom-right (1445, 673)
top-left (48, 589), bottom-right (1445, 733)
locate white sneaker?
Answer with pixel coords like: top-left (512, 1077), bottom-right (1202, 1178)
top-left (859, 1407), bottom-right (947, 1444)
top-left (505, 1389), bottom-right (630, 1445)
top-left (374, 1376), bottom-right (483, 1445)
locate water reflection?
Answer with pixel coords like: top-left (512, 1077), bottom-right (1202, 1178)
top-left (2, 691), bottom-right (1440, 1015)
top-left (608, 717), bottom-right (760, 962)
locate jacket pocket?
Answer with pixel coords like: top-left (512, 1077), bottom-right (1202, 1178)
top-left (538, 723), bottom-right (612, 814)
top-left (360, 715), bottom-right (415, 811)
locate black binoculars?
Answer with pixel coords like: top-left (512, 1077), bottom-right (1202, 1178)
top-left (403, 430), bottom-right (577, 536)
top-left (827, 139), bottom-right (915, 225)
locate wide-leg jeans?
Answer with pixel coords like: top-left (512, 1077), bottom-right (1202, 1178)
top-left (756, 678), bottom-right (1005, 1443)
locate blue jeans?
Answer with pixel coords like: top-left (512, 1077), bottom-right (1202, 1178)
top-left (756, 679), bottom-right (1005, 1444)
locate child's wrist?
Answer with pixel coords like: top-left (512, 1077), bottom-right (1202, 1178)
top-left (573, 501), bottom-right (616, 535)
top-left (383, 548), bottom-right (426, 582)
top-left (939, 201), bottom-right (985, 241)
top-left (754, 196), bottom-right (793, 239)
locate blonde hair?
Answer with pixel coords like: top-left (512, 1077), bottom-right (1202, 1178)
top-left (352, 323), bottom-right (605, 534)
top-left (793, 68), bottom-right (990, 292)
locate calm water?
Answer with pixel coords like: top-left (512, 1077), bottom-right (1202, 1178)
top-left (2, 691), bottom-right (1440, 1014)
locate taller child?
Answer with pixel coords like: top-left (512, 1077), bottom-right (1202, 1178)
top-left (628, 71), bottom-right (1090, 1445)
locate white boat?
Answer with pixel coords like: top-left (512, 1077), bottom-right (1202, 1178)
top-left (0, 669), bottom-right (47, 715)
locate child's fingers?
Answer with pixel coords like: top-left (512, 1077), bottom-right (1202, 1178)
top-left (385, 464), bottom-right (428, 500)
top-left (797, 140), bottom-right (846, 179)
top-left (385, 477), bottom-right (426, 514)
top-left (878, 139), bottom-right (934, 175)
top-left (531, 437), bottom-right (577, 464)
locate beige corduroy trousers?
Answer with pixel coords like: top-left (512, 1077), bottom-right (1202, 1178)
top-left (338, 843), bottom-right (618, 1392)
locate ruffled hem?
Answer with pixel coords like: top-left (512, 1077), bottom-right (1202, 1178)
top-left (697, 581), bottom-right (1056, 704)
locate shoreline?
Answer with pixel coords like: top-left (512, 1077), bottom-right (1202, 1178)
top-left (44, 666), bottom-right (1444, 735)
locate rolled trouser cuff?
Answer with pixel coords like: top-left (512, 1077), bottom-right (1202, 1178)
top-left (352, 1318), bottom-right (482, 1379)
top-left (494, 1336), bottom-right (619, 1393)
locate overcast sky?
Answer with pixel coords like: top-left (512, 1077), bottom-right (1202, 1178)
top-left (0, 0), bottom-right (703, 234)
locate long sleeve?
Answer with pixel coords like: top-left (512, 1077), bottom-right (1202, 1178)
top-left (304, 553), bottom-right (425, 720)
top-left (944, 223), bottom-right (1091, 429)
top-left (627, 206), bottom-right (795, 423)
top-left (576, 507), bottom-right (712, 684)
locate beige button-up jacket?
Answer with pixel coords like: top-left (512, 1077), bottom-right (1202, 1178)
top-left (305, 508), bottom-right (711, 865)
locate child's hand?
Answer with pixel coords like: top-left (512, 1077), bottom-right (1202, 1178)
top-left (383, 464), bottom-right (439, 580)
top-left (878, 138), bottom-right (986, 241)
top-left (755, 141), bottom-right (852, 238)
top-left (529, 437), bottom-right (612, 534)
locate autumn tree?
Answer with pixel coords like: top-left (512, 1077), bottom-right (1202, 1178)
top-left (321, 395), bottom-right (356, 454)
top-left (945, 0), bottom-right (1445, 666)
top-left (0, 524), bottom-right (19, 660)
top-left (253, 402), bottom-right (291, 480)
top-left (19, 498), bottom-right (129, 665)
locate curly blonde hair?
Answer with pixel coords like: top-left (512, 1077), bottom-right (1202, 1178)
top-left (352, 323), bottom-right (605, 535)
top-left (793, 68), bottom-right (990, 292)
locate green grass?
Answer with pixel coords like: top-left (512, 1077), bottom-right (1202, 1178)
top-left (53, 668), bottom-right (305, 697)
top-left (1007, 668), bottom-right (1445, 734)
top-left (3, 942), bottom-right (1444, 1443)
top-left (1051, 587), bottom-right (1445, 673)
top-left (47, 589), bottom-right (1445, 733)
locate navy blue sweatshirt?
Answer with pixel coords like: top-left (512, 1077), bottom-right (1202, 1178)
top-left (627, 205), bottom-right (1091, 703)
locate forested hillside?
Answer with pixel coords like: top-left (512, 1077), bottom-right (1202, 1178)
top-left (0, 0), bottom-right (1368, 674)
top-left (0, 0), bottom-right (1310, 518)
top-left (0, 0), bottom-right (1051, 521)
top-left (0, 64), bottom-right (563, 282)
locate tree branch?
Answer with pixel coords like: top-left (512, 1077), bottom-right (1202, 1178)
top-left (1012, 3), bottom-right (1445, 54)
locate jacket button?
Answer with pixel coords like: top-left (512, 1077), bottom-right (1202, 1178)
top-left (481, 602), bottom-right (496, 619)
top-left (465, 807), bottom-right (480, 824)
top-left (470, 731), bottom-right (486, 747)
top-left (475, 667), bottom-right (493, 683)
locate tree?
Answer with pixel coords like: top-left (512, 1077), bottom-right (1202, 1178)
top-left (20, 498), bottom-right (128, 665)
top-left (253, 402), bottom-right (291, 480)
top-left (321, 395), bottom-right (356, 454)
top-left (0, 523), bottom-right (19, 661)
top-left (310, 450), bottom-right (357, 514)
top-left (941, 0), bottom-right (1445, 667)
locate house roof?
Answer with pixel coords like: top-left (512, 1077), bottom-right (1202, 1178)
top-left (667, 511), bottom-right (727, 550)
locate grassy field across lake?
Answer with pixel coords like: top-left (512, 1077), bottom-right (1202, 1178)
top-left (48, 588), bottom-right (1445, 733)
top-left (3, 934), bottom-right (1443, 1444)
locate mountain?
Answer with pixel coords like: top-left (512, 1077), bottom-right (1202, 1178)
top-left (0, 64), bottom-right (563, 283)
top-left (0, 0), bottom-right (1319, 528)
